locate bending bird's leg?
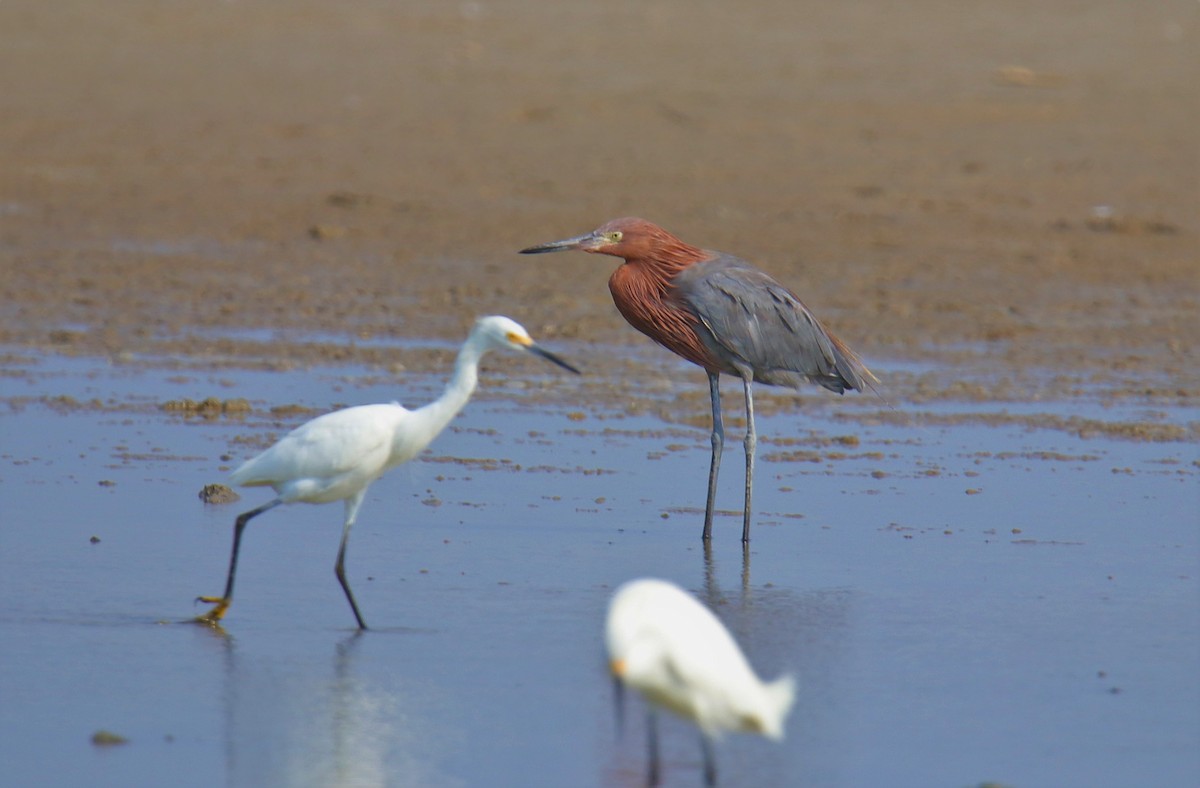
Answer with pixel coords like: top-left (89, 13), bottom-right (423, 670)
top-left (335, 490), bottom-right (369, 630)
top-left (700, 734), bottom-right (717, 787)
top-left (612, 674), bottom-right (626, 739)
top-left (702, 372), bottom-right (723, 542)
top-left (646, 709), bottom-right (661, 786)
top-left (741, 375), bottom-right (756, 544)
top-left (195, 498), bottom-right (282, 624)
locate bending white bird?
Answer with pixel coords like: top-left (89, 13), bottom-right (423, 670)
top-left (606, 578), bottom-right (795, 786)
top-left (194, 316), bottom-right (579, 629)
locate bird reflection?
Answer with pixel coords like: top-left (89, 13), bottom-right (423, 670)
top-left (328, 631), bottom-right (383, 787)
top-left (206, 630), bottom-right (456, 787)
top-left (702, 539), bottom-right (751, 608)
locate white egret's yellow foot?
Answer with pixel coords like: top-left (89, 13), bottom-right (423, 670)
top-left (194, 596), bottom-right (231, 624)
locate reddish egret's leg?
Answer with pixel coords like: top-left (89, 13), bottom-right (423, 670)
top-left (702, 372), bottom-right (724, 542)
top-left (700, 734), bottom-right (717, 786)
top-left (741, 376), bottom-right (756, 543)
top-left (646, 709), bottom-right (661, 786)
top-left (335, 490), bottom-right (369, 630)
top-left (195, 498), bottom-right (282, 624)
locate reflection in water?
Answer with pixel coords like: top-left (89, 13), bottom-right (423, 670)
top-left (206, 629), bottom-right (460, 787)
top-left (186, 623), bottom-right (238, 785)
top-left (325, 631), bottom-right (390, 787)
top-left (701, 540), bottom-right (751, 607)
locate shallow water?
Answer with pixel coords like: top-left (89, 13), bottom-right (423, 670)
top-left (1, 350), bottom-right (1197, 787)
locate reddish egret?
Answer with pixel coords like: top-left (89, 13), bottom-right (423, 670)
top-left (194, 316), bottom-right (579, 629)
top-left (606, 578), bottom-right (795, 786)
top-left (521, 218), bottom-right (874, 542)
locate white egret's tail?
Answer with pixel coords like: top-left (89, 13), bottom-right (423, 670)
top-left (229, 455), bottom-right (270, 487)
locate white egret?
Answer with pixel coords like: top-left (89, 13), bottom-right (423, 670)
top-left (194, 316), bottom-right (579, 629)
top-left (606, 578), bottom-right (795, 786)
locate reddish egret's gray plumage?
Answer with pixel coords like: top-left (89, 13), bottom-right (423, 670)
top-left (521, 217), bottom-right (874, 543)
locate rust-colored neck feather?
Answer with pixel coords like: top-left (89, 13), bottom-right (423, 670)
top-left (616, 226), bottom-right (707, 279)
top-left (597, 218), bottom-right (726, 372)
top-left (607, 250), bottom-right (724, 373)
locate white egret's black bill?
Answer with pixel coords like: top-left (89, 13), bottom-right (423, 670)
top-left (528, 344), bottom-right (580, 375)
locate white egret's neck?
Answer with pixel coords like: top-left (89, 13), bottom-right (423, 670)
top-left (409, 331), bottom-right (489, 447)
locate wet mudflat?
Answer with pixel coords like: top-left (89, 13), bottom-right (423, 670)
top-left (1, 348), bottom-right (1196, 787)
top-left (1, 2), bottom-right (1197, 785)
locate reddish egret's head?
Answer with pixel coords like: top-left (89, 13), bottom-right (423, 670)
top-left (520, 217), bottom-right (703, 264)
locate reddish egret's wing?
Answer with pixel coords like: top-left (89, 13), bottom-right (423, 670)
top-left (674, 256), bottom-right (871, 393)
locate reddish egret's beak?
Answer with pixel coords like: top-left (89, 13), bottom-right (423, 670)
top-left (526, 343), bottom-right (581, 375)
top-left (519, 231), bottom-right (600, 255)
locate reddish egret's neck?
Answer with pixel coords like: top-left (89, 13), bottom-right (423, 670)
top-left (607, 232), bottom-right (725, 373)
top-left (622, 237), bottom-right (708, 280)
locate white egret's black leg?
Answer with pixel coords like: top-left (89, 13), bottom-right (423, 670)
top-left (702, 372), bottom-right (724, 542)
top-left (195, 498), bottom-right (282, 624)
top-left (335, 490), bottom-right (369, 630)
top-left (700, 734), bottom-right (717, 786)
top-left (741, 375), bottom-right (756, 543)
top-left (646, 709), bottom-right (661, 786)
